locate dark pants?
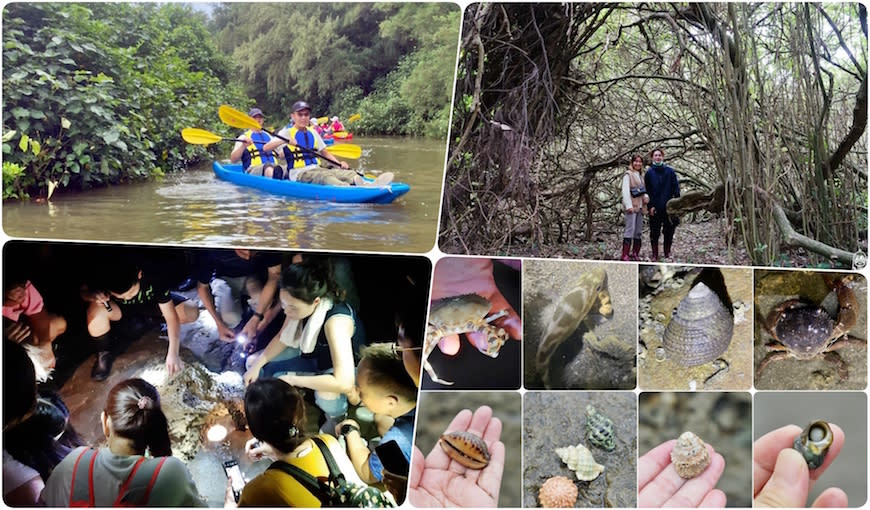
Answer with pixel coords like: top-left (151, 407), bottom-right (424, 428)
top-left (649, 213), bottom-right (676, 248)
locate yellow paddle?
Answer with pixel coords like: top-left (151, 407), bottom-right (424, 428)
top-left (316, 116), bottom-right (329, 125)
top-left (181, 127), bottom-right (362, 159)
top-left (219, 105), bottom-right (375, 177)
top-left (347, 113), bottom-right (361, 124)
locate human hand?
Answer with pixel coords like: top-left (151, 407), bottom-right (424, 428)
top-left (339, 161), bottom-right (349, 169)
top-left (216, 321), bottom-right (236, 342)
top-left (408, 406), bottom-right (505, 508)
top-left (335, 418), bottom-right (361, 437)
top-left (223, 478), bottom-right (238, 508)
top-left (244, 437), bottom-right (277, 462)
top-left (240, 318), bottom-right (259, 343)
top-left (4, 321), bottom-right (32, 343)
top-left (649, 206), bottom-right (657, 216)
top-left (165, 352), bottom-right (183, 377)
top-left (638, 439), bottom-right (726, 507)
top-left (243, 364), bottom-right (263, 386)
top-left (753, 424), bottom-right (846, 508)
top-left (430, 258), bottom-right (522, 356)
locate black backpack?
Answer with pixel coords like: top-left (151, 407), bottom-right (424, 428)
top-left (267, 437), bottom-right (394, 508)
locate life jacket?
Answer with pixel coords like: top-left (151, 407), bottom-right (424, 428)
top-left (68, 448), bottom-right (168, 507)
top-left (283, 126), bottom-right (322, 168)
top-left (241, 129), bottom-right (276, 168)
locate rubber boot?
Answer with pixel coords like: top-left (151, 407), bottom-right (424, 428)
top-left (631, 238), bottom-right (642, 261)
top-left (91, 332), bottom-right (115, 381)
top-left (620, 238), bottom-right (631, 261)
top-left (651, 241), bottom-right (660, 262)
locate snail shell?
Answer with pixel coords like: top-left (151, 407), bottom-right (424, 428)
top-left (662, 283), bottom-right (734, 366)
top-left (792, 420), bottom-right (833, 469)
top-left (670, 431), bottom-right (711, 479)
top-left (439, 431), bottom-right (490, 469)
top-left (585, 404), bottom-right (616, 451)
top-left (538, 476), bottom-right (578, 508)
top-left (555, 443), bottom-right (605, 481)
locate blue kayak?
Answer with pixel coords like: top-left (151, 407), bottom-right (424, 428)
top-left (212, 161), bottom-right (409, 204)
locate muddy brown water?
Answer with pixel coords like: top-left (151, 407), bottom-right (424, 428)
top-left (3, 137), bottom-right (445, 252)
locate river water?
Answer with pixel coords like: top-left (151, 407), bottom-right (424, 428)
top-left (3, 136), bottom-right (445, 253)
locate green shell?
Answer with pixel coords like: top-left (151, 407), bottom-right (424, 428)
top-left (585, 404), bottom-right (616, 451)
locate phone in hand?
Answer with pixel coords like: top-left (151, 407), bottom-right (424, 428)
top-left (223, 459), bottom-right (245, 502)
top-left (375, 440), bottom-right (410, 477)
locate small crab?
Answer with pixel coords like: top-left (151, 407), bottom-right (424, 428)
top-left (757, 275), bottom-right (866, 381)
top-left (424, 294), bottom-right (509, 385)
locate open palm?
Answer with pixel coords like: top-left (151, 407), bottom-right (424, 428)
top-left (409, 406), bottom-right (506, 507)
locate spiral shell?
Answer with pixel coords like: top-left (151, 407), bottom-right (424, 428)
top-left (792, 420), bottom-right (833, 469)
top-left (539, 476), bottom-right (578, 508)
top-left (585, 405), bottom-right (615, 451)
top-left (439, 431), bottom-right (490, 469)
top-left (662, 283), bottom-right (734, 366)
top-left (670, 431), bottom-right (711, 479)
top-left (555, 443), bottom-right (604, 481)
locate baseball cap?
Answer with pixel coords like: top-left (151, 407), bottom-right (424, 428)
top-left (291, 101), bottom-right (312, 113)
top-left (248, 108), bottom-right (264, 118)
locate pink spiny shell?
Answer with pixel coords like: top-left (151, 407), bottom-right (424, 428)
top-left (538, 476), bottom-right (578, 508)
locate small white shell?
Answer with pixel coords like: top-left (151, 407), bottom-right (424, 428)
top-left (555, 443), bottom-right (605, 481)
top-left (670, 431), bottom-right (711, 479)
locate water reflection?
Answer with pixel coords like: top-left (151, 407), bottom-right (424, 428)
top-left (3, 136), bottom-right (444, 252)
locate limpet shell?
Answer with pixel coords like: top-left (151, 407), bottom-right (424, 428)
top-left (439, 431), bottom-right (490, 469)
top-left (538, 476), bottom-right (578, 508)
top-left (585, 404), bottom-right (616, 451)
top-left (555, 443), bottom-right (604, 481)
top-left (670, 431), bottom-right (711, 479)
top-left (662, 283), bottom-right (734, 366)
top-left (793, 420), bottom-right (833, 469)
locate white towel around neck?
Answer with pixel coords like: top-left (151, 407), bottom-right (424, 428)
top-left (279, 297), bottom-right (334, 353)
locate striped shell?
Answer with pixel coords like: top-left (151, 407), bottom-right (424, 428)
top-left (555, 443), bottom-right (604, 481)
top-left (439, 431), bottom-right (490, 469)
top-left (539, 476), bottom-right (578, 508)
top-left (662, 283), bottom-right (734, 366)
top-left (793, 420), bottom-right (833, 469)
top-left (585, 405), bottom-right (615, 451)
top-left (670, 431), bottom-right (711, 479)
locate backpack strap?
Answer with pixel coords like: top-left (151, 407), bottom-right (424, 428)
top-left (69, 447), bottom-right (98, 507)
top-left (267, 460), bottom-right (333, 506)
top-left (115, 456), bottom-right (169, 506)
top-left (311, 436), bottom-right (347, 485)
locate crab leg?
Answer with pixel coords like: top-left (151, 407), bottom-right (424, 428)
top-left (423, 326), bottom-right (454, 385)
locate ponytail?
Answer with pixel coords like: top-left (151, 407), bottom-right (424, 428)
top-left (104, 378), bottom-right (171, 457)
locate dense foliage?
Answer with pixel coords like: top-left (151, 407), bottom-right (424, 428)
top-left (2, 3), bottom-right (247, 198)
top-left (443, 3), bottom-right (867, 267)
top-left (212, 3), bottom-right (460, 137)
top-left (3, 3), bottom-right (460, 199)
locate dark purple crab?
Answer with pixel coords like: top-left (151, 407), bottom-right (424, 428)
top-left (757, 275), bottom-right (866, 381)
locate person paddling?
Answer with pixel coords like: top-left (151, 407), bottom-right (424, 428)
top-left (229, 108), bottom-right (281, 179)
top-left (262, 101), bottom-right (392, 187)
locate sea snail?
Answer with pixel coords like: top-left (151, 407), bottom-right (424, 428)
top-left (793, 420), bottom-right (833, 469)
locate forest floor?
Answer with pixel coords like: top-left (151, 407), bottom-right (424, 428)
top-left (497, 218), bottom-right (826, 267)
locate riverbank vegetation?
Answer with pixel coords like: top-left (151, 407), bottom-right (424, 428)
top-left (441, 3), bottom-right (867, 268)
top-left (2, 3), bottom-right (459, 199)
